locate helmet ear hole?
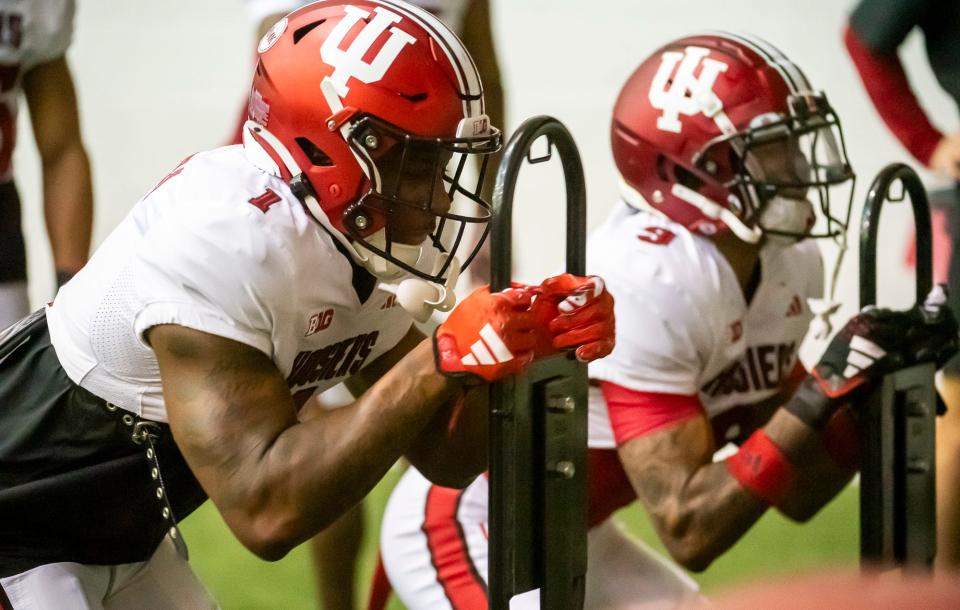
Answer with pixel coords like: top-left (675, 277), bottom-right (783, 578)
top-left (296, 137), bottom-right (334, 167)
top-left (672, 165), bottom-right (703, 191)
top-left (292, 20), bottom-right (326, 44)
top-left (655, 154), bottom-right (671, 182)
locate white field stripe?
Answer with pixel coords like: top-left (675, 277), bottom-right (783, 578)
top-left (850, 335), bottom-right (886, 359)
top-left (480, 323), bottom-right (514, 362)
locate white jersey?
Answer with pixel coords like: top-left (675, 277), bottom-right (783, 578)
top-left (586, 201), bottom-right (823, 448)
top-left (46, 142), bottom-right (412, 423)
top-left (244, 0), bottom-right (472, 36)
top-left (0, 0), bottom-right (74, 181)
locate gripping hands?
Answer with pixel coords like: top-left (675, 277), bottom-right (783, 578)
top-left (434, 274), bottom-right (616, 382)
top-left (788, 285), bottom-right (959, 428)
top-left (534, 274), bottom-right (616, 362)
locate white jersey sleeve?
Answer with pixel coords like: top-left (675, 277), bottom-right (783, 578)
top-left (587, 204), bottom-right (726, 396)
top-left (130, 186), bottom-right (288, 358)
top-left (22, 0), bottom-right (74, 68)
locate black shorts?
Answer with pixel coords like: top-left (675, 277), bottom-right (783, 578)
top-left (0, 311), bottom-right (207, 578)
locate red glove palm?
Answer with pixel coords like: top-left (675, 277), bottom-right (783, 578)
top-left (535, 274), bottom-right (616, 362)
top-left (434, 285), bottom-right (539, 382)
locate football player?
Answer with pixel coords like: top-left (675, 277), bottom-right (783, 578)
top-left (237, 3), bottom-right (505, 608)
top-left (0, 0), bottom-right (93, 328)
top-left (0, 2), bottom-right (614, 607)
top-left (378, 32), bottom-right (959, 609)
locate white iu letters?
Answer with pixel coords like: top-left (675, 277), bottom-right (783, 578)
top-left (649, 46), bottom-right (728, 133)
top-left (321, 5), bottom-right (416, 97)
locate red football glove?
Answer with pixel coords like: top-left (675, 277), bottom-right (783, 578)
top-left (434, 285), bottom-right (539, 382)
top-left (536, 274), bottom-right (616, 362)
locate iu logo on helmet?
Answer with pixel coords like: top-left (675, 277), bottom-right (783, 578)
top-left (320, 5), bottom-right (416, 97)
top-left (648, 46), bottom-right (728, 133)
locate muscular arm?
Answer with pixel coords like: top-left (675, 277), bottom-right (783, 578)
top-left (775, 409), bottom-right (857, 522)
top-left (150, 324), bottom-right (460, 561)
top-left (617, 407), bottom-right (833, 572)
top-left (329, 326), bottom-right (488, 487)
top-left (23, 56), bottom-right (92, 279)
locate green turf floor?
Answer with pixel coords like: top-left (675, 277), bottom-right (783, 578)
top-left (180, 468), bottom-right (859, 609)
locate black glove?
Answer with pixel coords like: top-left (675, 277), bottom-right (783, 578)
top-left (787, 305), bottom-right (910, 428)
top-left (787, 285), bottom-right (960, 429)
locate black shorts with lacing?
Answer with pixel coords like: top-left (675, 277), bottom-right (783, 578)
top-left (0, 310), bottom-right (207, 578)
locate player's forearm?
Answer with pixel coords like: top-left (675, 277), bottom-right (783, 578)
top-left (652, 460), bottom-right (768, 571)
top-left (622, 409), bottom-right (827, 571)
top-left (235, 339), bottom-right (458, 559)
top-left (42, 142), bottom-right (92, 275)
top-left (405, 384), bottom-right (488, 487)
top-left (662, 407), bottom-right (840, 567)
top-left (771, 408), bottom-right (857, 521)
top-left (619, 423), bottom-right (767, 572)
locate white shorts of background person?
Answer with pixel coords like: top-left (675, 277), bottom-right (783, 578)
top-left (381, 467), bottom-right (700, 610)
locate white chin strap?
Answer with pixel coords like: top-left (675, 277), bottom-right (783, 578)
top-left (395, 254), bottom-right (461, 323)
top-left (353, 230), bottom-right (424, 281)
top-left (670, 183), bottom-right (762, 243)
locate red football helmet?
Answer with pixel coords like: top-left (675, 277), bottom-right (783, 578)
top-left (611, 32), bottom-right (854, 243)
top-left (245, 0), bottom-right (500, 283)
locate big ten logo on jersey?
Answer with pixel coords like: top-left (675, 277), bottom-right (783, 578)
top-left (287, 331), bottom-right (379, 407)
top-left (701, 341), bottom-right (796, 398)
top-left (637, 226), bottom-right (676, 246)
top-left (649, 46), bottom-right (728, 133)
top-left (306, 308), bottom-right (335, 336)
top-left (321, 5), bottom-right (416, 97)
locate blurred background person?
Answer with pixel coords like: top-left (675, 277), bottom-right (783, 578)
top-left (0, 0), bottom-right (93, 328)
top-left (844, 0), bottom-right (960, 571)
top-left (231, 4), bottom-right (505, 609)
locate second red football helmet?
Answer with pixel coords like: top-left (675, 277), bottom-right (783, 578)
top-left (611, 32), bottom-right (854, 243)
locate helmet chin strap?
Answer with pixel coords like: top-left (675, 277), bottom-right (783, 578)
top-left (670, 183), bottom-right (763, 243)
top-left (353, 230), bottom-right (423, 281)
top-left (395, 254), bottom-right (461, 323)
top-left (242, 120), bottom-right (461, 321)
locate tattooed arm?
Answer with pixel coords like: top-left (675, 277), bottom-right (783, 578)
top-left (342, 327), bottom-right (488, 488)
top-left (617, 408), bottom-right (823, 571)
top-left (151, 324), bottom-right (461, 561)
top-left (775, 407), bottom-right (858, 522)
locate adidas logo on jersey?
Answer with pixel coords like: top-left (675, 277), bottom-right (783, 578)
top-left (460, 323), bottom-right (514, 367)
